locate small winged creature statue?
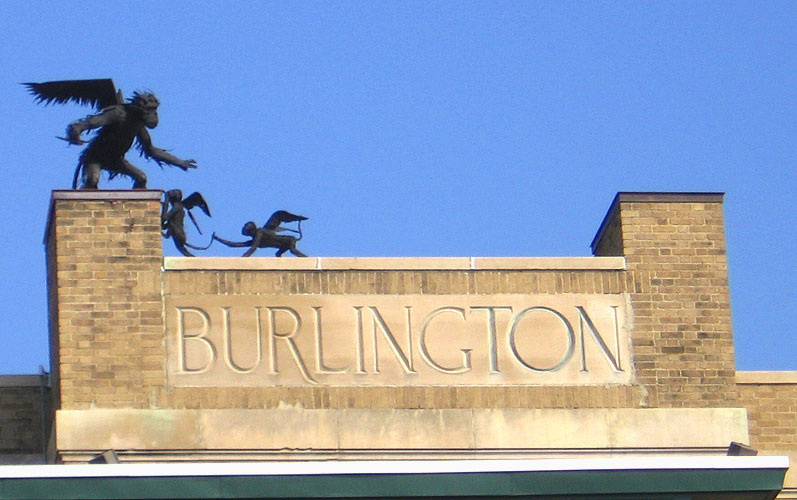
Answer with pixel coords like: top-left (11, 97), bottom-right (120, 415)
top-left (214, 210), bottom-right (308, 257)
top-left (161, 189), bottom-right (212, 257)
top-left (24, 79), bottom-right (197, 189)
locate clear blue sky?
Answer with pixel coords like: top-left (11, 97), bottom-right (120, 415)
top-left (1, 1), bottom-right (794, 374)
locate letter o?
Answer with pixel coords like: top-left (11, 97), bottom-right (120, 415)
top-left (508, 306), bottom-right (575, 372)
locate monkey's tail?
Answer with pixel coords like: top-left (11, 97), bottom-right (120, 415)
top-left (296, 220), bottom-right (303, 241)
top-left (71, 162), bottom-right (82, 190)
top-left (185, 232), bottom-right (215, 251)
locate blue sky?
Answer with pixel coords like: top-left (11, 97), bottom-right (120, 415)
top-left (1, 1), bottom-right (794, 373)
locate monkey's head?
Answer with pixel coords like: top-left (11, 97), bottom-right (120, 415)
top-left (166, 189), bottom-right (182, 203)
top-left (242, 222), bottom-right (258, 237)
top-left (129, 91), bottom-right (160, 129)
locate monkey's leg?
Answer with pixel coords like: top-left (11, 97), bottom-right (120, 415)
top-left (289, 246), bottom-right (307, 257)
top-left (175, 241), bottom-right (195, 257)
top-left (82, 162), bottom-right (102, 189)
top-left (119, 159), bottom-right (148, 189)
top-left (170, 228), bottom-right (194, 257)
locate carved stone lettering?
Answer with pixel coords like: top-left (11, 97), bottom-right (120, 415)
top-left (312, 307), bottom-right (347, 375)
top-left (176, 307), bottom-right (216, 374)
top-left (165, 294), bottom-right (633, 387)
top-left (222, 307), bottom-right (261, 374)
top-left (420, 307), bottom-right (471, 374)
top-left (369, 306), bottom-right (416, 375)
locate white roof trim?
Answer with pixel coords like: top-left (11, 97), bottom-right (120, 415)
top-left (0, 456), bottom-right (789, 479)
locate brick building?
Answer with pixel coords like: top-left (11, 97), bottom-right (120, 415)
top-left (0, 191), bottom-right (794, 499)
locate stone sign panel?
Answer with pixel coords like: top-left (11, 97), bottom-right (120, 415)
top-left (165, 294), bottom-right (633, 387)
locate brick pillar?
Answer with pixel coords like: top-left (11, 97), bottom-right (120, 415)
top-left (591, 192), bottom-right (736, 408)
top-left (45, 191), bottom-right (165, 409)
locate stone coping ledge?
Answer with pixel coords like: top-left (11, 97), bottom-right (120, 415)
top-left (164, 256), bottom-right (626, 271)
top-left (0, 375), bottom-right (43, 387)
top-left (50, 189), bottom-right (163, 201)
top-left (613, 192), bottom-right (725, 204)
top-left (736, 371), bottom-right (797, 385)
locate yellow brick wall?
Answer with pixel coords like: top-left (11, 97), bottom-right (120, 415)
top-left (45, 192), bottom-right (166, 409)
top-left (592, 193), bottom-right (737, 408)
top-left (737, 373), bottom-right (797, 451)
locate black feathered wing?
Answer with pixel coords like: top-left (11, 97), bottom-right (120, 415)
top-left (264, 210), bottom-right (308, 231)
top-left (23, 79), bottom-right (121, 110)
top-left (183, 192), bottom-right (211, 235)
top-left (183, 192), bottom-right (211, 217)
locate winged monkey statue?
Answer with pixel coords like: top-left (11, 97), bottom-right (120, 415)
top-left (214, 210), bottom-right (308, 257)
top-left (161, 190), bottom-right (212, 257)
top-left (24, 79), bottom-right (197, 189)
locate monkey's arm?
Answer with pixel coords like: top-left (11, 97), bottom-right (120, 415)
top-left (161, 199), bottom-right (179, 228)
top-left (161, 206), bottom-right (183, 231)
top-left (65, 106), bottom-right (125, 145)
top-left (136, 128), bottom-right (197, 170)
top-left (213, 234), bottom-right (252, 248)
top-left (242, 232), bottom-right (263, 257)
top-left (160, 200), bottom-right (169, 228)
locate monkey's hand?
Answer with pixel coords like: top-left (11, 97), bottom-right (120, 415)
top-left (64, 124), bottom-right (86, 145)
top-left (178, 159), bottom-right (198, 170)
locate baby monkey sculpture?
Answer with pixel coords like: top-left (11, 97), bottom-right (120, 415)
top-left (214, 210), bottom-right (308, 257)
top-left (161, 190), bottom-right (211, 257)
top-left (24, 78), bottom-right (196, 189)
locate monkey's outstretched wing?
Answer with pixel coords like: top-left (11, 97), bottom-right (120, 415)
top-left (183, 192), bottom-right (211, 218)
top-left (23, 79), bottom-right (121, 110)
top-left (181, 192), bottom-right (210, 235)
top-left (264, 210), bottom-right (308, 231)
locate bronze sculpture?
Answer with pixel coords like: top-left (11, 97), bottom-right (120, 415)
top-left (24, 79), bottom-right (197, 189)
top-left (214, 211), bottom-right (308, 257)
top-left (161, 190), bottom-right (211, 257)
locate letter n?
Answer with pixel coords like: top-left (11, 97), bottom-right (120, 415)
top-left (576, 305), bottom-right (622, 372)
